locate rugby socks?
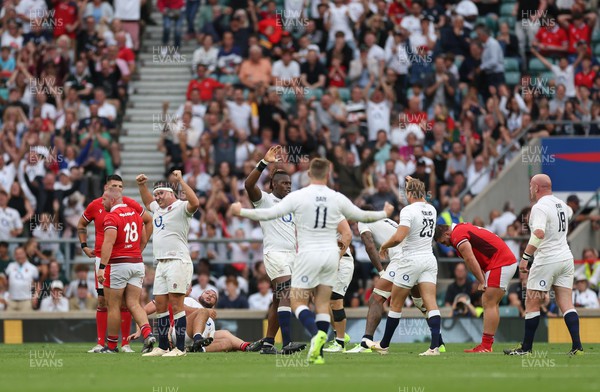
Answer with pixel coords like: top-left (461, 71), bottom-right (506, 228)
top-left (263, 337), bottom-right (275, 347)
top-left (97, 307), bottom-right (108, 346)
top-left (428, 310), bottom-right (441, 350)
top-left (563, 309), bottom-right (582, 350)
top-left (521, 311), bottom-right (540, 351)
top-left (361, 334), bottom-right (374, 349)
top-left (120, 308), bottom-right (132, 346)
top-left (240, 342), bottom-right (250, 351)
top-left (157, 312), bottom-right (171, 350)
top-left (380, 311), bottom-right (402, 349)
top-left (315, 313), bottom-right (330, 333)
top-left (277, 306), bottom-right (292, 347)
top-left (174, 311), bottom-right (187, 352)
top-left (294, 305), bottom-right (318, 336)
top-left (140, 323), bottom-right (152, 339)
top-left (482, 333), bottom-right (494, 350)
top-left (335, 337), bottom-right (345, 348)
top-left (193, 333), bottom-right (204, 342)
top-left (107, 335), bottom-right (118, 351)
top-left (426, 314), bottom-right (445, 347)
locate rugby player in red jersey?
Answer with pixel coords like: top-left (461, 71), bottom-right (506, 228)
top-left (97, 187), bottom-right (156, 354)
top-left (434, 223), bottom-right (517, 353)
top-left (77, 175), bottom-right (153, 353)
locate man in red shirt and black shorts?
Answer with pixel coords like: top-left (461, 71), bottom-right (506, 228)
top-left (77, 175), bottom-right (153, 353)
top-left (97, 187), bottom-right (156, 354)
top-left (435, 223), bottom-right (517, 353)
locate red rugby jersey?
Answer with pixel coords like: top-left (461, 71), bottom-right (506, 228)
top-left (103, 204), bottom-right (143, 263)
top-left (82, 196), bottom-right (144, 256)
top-left (450, 223), bottom-right (516, 271)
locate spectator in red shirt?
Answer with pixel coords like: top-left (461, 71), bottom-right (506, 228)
top-left (327, 55), bottom-right (347, 88)
top-left (53, 0), bottom-right (79, 39)
top-left (157, 0), bottom-right (185, 50)
top-left (532, 21), bottom-right (568, 57)
top-left (388, 0), bottom-right (412, 26)
top-left (186, 64), bottom-right (223, 101)
top-left (575, 56), bottom-right (596, 89)
top-left (116, 32), bottom-right (135, 75)
top-left (564, 13), bottom-right (592, 56)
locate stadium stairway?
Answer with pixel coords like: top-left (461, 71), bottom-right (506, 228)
top-left (73, 14), bottom-right (197, 267)
top-left (120, 13), bottom-right (196, 200)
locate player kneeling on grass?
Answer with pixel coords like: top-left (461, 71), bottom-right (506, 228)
top-left (130, 288), bottom-right (262, 353)
top-left (346, 209), bottom-right (446, 353)
top-left (371, 177), bottom-right (442, 357)
top-left (435, 223), bottom-right (517, 353)
top-left (97, 188), bottom-right (156, 354)
top-left (323, 220), bottom-right (353, 353)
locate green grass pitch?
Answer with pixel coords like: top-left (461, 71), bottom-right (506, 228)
top-left (1, 343), bottom-right (598, 392)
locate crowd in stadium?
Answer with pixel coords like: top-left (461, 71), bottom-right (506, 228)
top-left (0, 0), bottom-right (599, 313)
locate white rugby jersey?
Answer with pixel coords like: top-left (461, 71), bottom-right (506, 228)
top-left (241, 184), bottom-right (387, 252)
top-left (5, 261), bottom-right (38, 300)
top-left (252, 191), bottom-right (296, 253)
top-left (528, 195), bottom-right (573, 265)
top-left (150, 199), bottom-right (193, 261)
top-left (398, 202), bottom-right (437, 257)
top-left (184, 297), bottom-right (215, 336)
top-left (358, 218), bottom-right (403, 261)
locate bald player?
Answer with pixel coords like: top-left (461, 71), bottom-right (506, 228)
top-left (504, 174), bottom-right (583, 356)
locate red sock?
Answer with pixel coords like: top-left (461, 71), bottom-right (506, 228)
top-left (240, 342), bottom-right (250, 351)
top-left (140, 323), bottom-right (152, 339)
top-left (107, 335), bottom-right (119, 350)
top-left (482, 333), bottom-right (494, 349)
top-left (97, 307), bottom-right (108, 346)
top-left (120, 308), bottom-right (132, 346)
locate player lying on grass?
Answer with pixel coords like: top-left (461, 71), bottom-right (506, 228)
top-left (434, 223), bottom-right (517, 353)
top-left (129, 288), bottom-right (262, 353)
top-left (346, 208), bottom-right (445, 353)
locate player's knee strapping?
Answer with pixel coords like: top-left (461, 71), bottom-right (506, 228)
top-left (330, 292), bottom-right (344, 301)
top-left (373, 288), bottom-right (391, 299)
top-left (332, 308), bottom-right (346, 322)
top-left (96, 288), bottom-right (104, 297)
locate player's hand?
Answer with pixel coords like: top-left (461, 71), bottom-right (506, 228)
top-left (172, 170), bottom-right (183, 183)
top-left (97, 269), bottom-right (105, 284)
top-left (383, 201), bottom-right (394, 217)
top-left (208, 309), bottom-right (217, 319)
top-left (519, 258), bottom-right (529, 274)
top-left (82, 246), bottom-right (94, 258)
top-left (127, 330), bottom-right (141, 341)
top-left (379, 270), bottom-right (385, 278)
top-left (229, 202), bottom-right (242, 216)
top-left (136, 174), bottom-right (148, 185)
top-left (477, 283), bottom-right (486, 292)
top-left (379, 246), bottom-right (388, 260)
top-left (264, 145), bottom-right (281, 163)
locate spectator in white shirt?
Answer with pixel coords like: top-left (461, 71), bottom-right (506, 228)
top-left (488, 202), bottom-right (517, 236)
top-left (0, 189), bottom-right (23, 240)
top-left (0, 274), bottom-right (9, 311)
top-left (5, 247), bottom-right (37, 311)
top-left (192, 35), bottom-right (219, 74)
top-left (572, 277), bottom-right (600, 309)
top-left (39, 280), bottom-right (69, 312)
top-left (365, 31), bottom-right (385, 79)
top-left (64, 263), bottom-right (96, 298)
top-left (248, 277), bottom-right (273, 311)
top-left (226, 87), bottom-right (252, 136)
top-left (271, 49), bottom-right (301, 85)
top-left (183, 158), bottom-right (212, 194)
top-left (93, 88), bottom-right (117, 122)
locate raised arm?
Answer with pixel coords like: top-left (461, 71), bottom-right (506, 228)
top-left (339, 194), bottom-right (392, 222)
top-left (173, 170), bottom-right (199, 214)
top-left (136, 174), bottom-right (155, 209)
top-left (232, 191), bottom-right (296, 221)
top-left (245, 145), bottom-right (280, 203)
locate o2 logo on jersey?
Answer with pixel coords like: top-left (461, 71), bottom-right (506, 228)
top-left (301, 276), bottom-right (309, 283)
top-left (539, 280), bottom-right (546, 288)
top-left (281, 213), bottom-right (293, 223)
top-left (154, 216), bottom-right (165, 230)
top-left (389, 271), bottom-right (396, 278)
top-left (402, 274), bottom-right (410, 282)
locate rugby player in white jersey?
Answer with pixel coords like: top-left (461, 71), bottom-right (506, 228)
top-left (504, 174), bottom-right (583, 356)
top-left (345, 206), bottom-right (445, 353)
top-left (323, 220), bottom-right (353, 352)
top-left (136, 170), bottom-right (204, 357)
top-left (371, 177), bottom-right (442, 356)
top-left (230, 158), bottom-right (393, 365)
top-left (244, 146), bottom-right (305, 355)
